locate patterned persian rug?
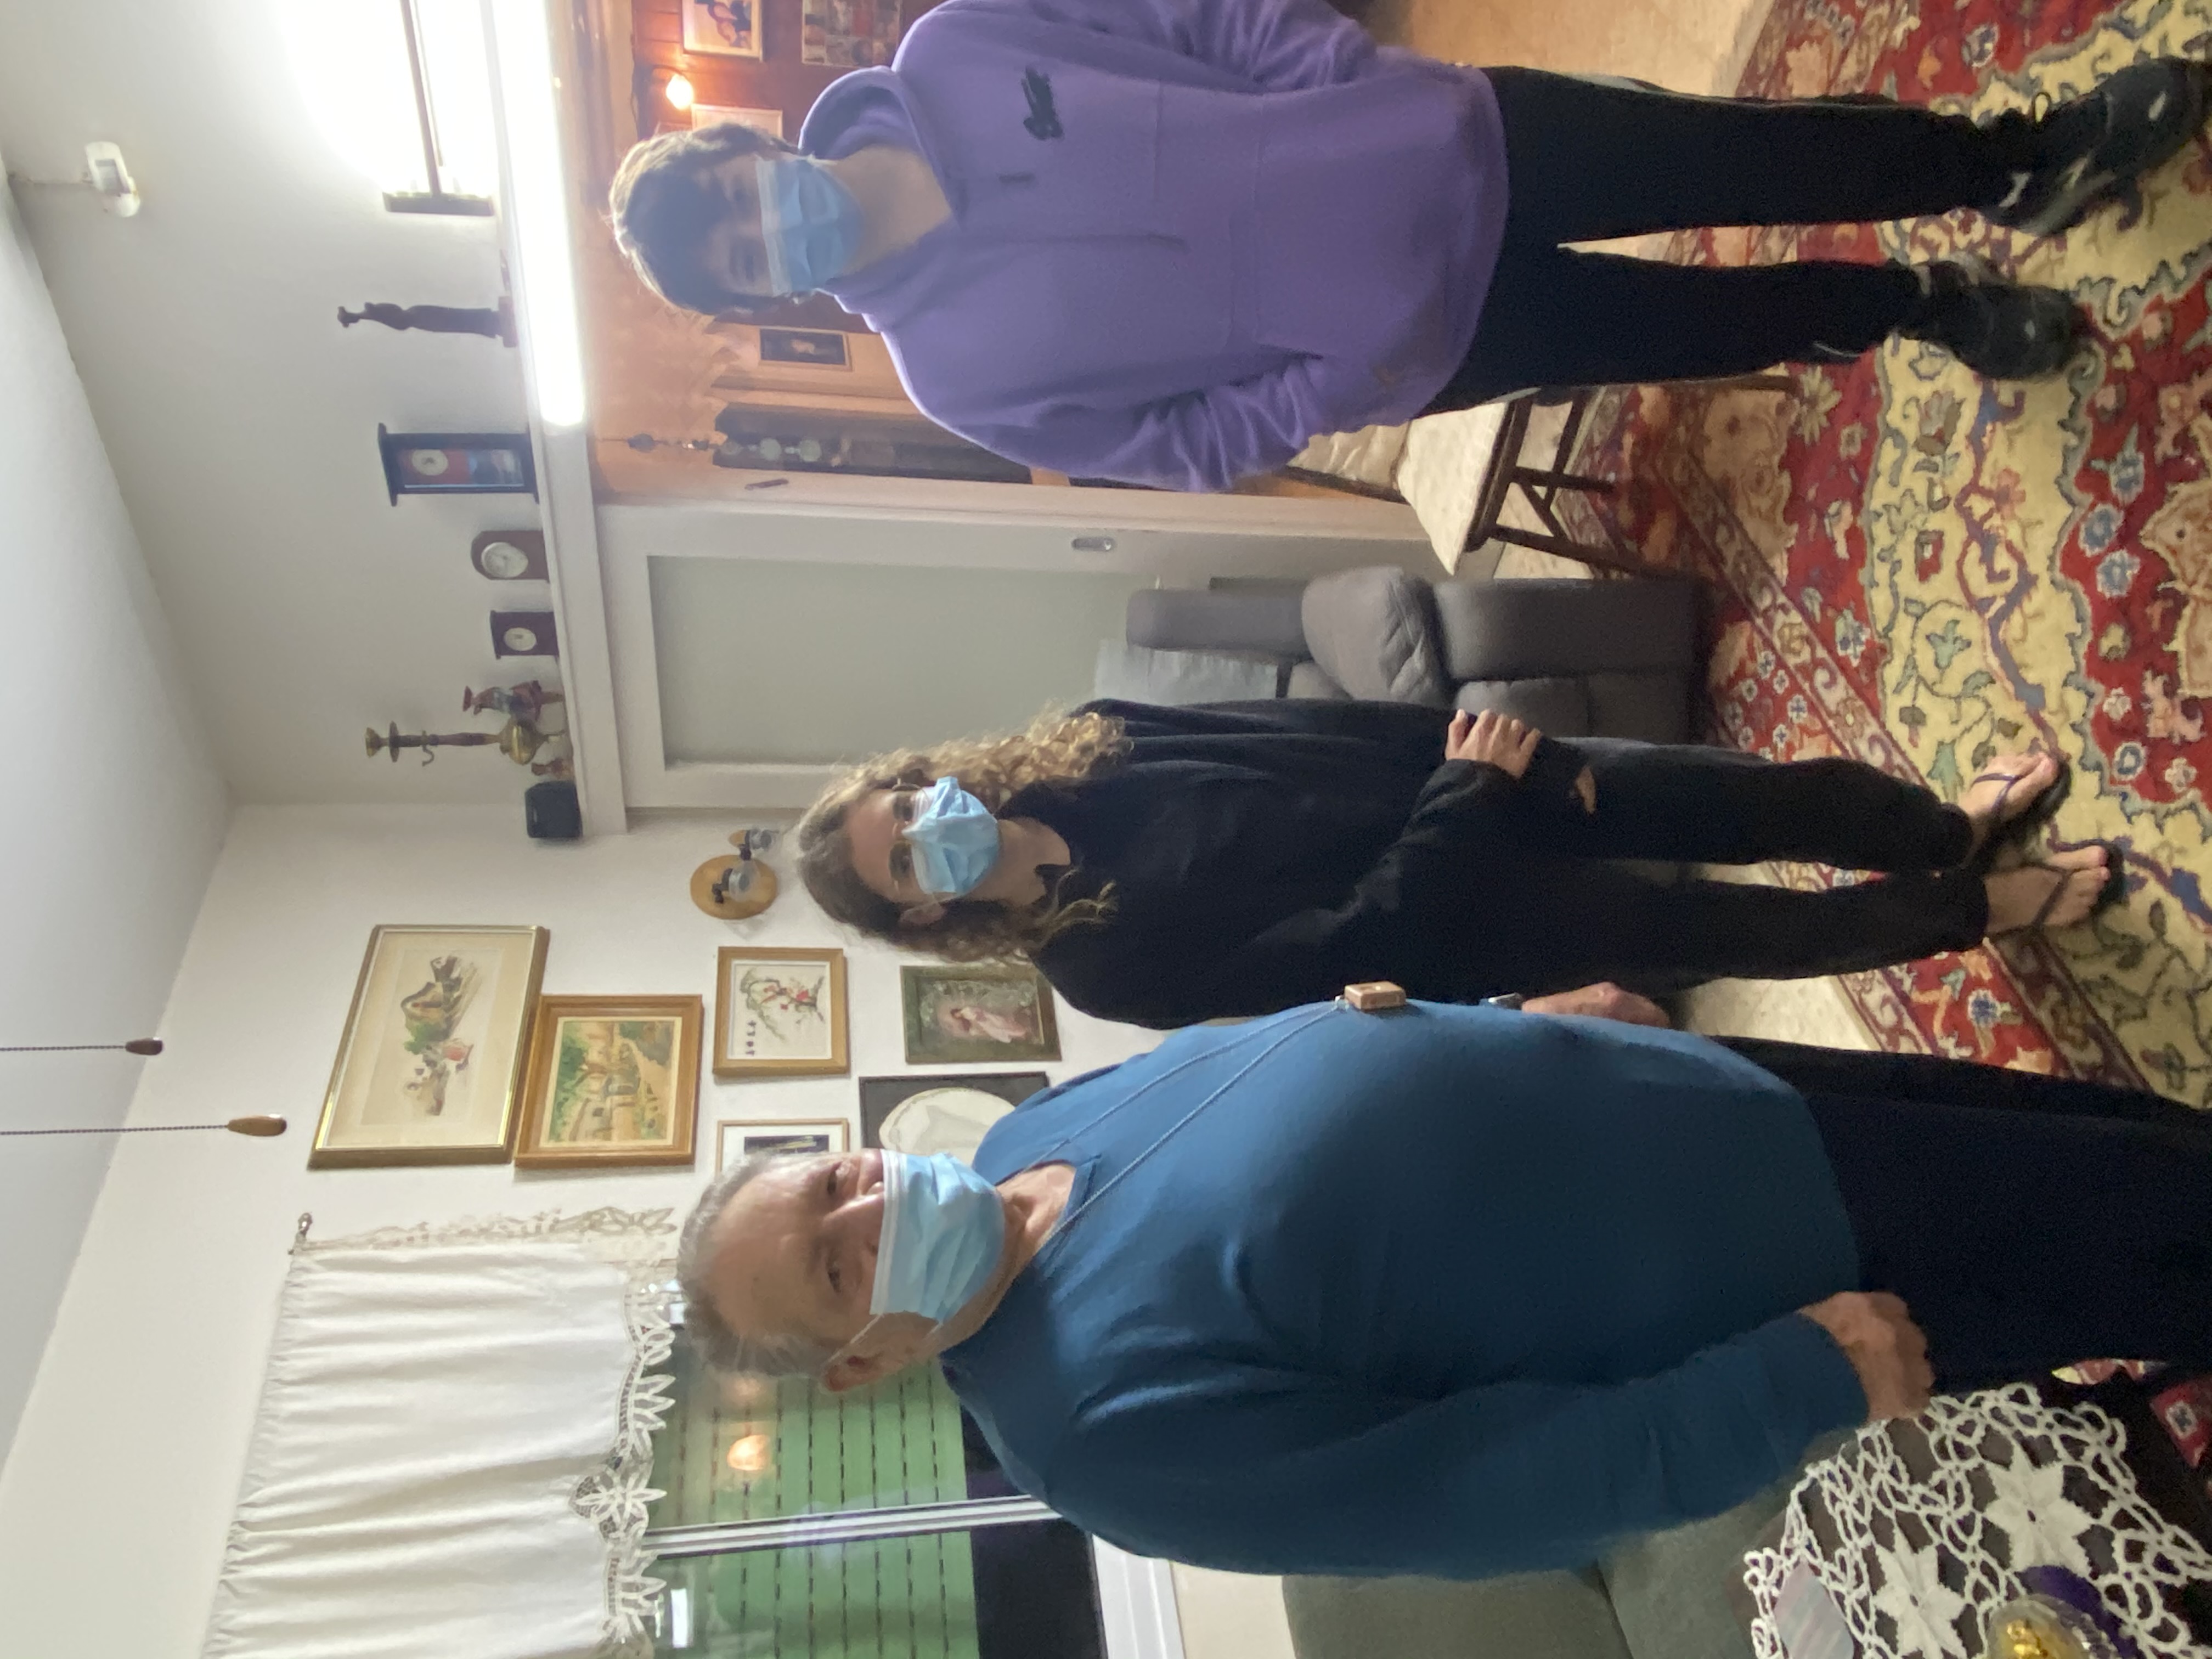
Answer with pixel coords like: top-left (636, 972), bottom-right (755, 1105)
top-left (1565, 0), bottom-right (2212, 1102)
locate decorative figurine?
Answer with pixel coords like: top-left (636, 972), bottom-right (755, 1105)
top-left (340, 298), bottom-right (516, 346)
top-left (464, 681), bottom-right (563, 724)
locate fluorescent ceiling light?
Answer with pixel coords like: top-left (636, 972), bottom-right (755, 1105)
top-left (484, 0), bottom-right (588, 428)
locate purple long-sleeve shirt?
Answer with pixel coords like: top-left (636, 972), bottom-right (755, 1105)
top-left (801, 0), bottom-right (1509, 492)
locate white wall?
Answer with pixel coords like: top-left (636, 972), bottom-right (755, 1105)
top-left (0, 804), bottom-right (1293, 1659)
top-left (0, 172), bottom-right (232, 1453)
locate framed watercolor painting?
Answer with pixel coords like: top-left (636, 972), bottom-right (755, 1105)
top-left (713, 946), bottom-right (849, 1079)
top-left (714, 1117), bottom-right (853, 1170)
top-left (311, 925), bottom-right (548, 1168)
top-left (859, 1072), bottom-right (1050, 1162)
top-left (515, 995), bottom-right (702, 1169)
top-left (680, 0), bottom-right (763, 57)
top-left (899, 964), bottom-right (1060, 1065)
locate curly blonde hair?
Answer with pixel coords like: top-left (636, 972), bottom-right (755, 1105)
top-left (795, 709), bottom-right (1128, 961)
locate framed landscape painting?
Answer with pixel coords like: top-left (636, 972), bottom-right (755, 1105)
top-left (515, 995), bottom-right (702, 1170)
top-left (714, 946), bottom-right (849, 1079)
top-left (311, 925), bottom-right (548, 1168)
top-left (899, 964), bottom-right (1060, 1065)
top-left (714, 1116), bottom-right (853, 1170)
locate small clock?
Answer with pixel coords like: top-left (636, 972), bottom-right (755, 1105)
top-left (491, 610), bottom-right (558, 658)
top-left (471, 530), bottom-right (548, 581)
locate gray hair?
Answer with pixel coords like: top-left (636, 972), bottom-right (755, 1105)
top-left (676, 1152), bottom-right (839, 1379)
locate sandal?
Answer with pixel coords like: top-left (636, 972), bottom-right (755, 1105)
top-left (1990, 842), bottom-right (2126, 936)
top-left (1963, 754), bottom-right (2072, 868)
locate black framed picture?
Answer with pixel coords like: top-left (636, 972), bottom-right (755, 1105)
top-left (378, 426), bottom-right (537, 503)
top-left (758, 327), bottom-right (850, 369)
top-left (858, 1071), bottom-right (1051, 1161)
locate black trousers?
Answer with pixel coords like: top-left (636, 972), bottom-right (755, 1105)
top-left (1427, 70), bottom-right (2032, 406)
top-left (1477, 736), bottom-right (1987, 997)
top-left (1725, 1038), bottom-right (2212, 1390)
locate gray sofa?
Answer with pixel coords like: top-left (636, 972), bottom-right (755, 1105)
top-left (1282, 1459), bottom-right (1823, 1659)
top-left (1121, 567), bottom-right (1700, 743)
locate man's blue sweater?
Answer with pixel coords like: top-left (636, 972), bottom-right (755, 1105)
top-left (940, 1001), bottom-right (1865, 1577)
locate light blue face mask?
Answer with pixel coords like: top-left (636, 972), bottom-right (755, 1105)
top-left (866, 1151), bottom-right (1007, 1327)
top-left (753, 154), bottom-right (863, 296)
top-left (903, 776), bottom-right (1001, 899)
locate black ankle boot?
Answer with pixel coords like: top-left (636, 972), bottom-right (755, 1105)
top-left (1982, 58), bottom-right (2212, 238)
top-left (1898, 257), bottom-right (2083, 380)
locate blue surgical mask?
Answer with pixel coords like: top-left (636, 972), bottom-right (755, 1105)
top-left (903, 777), bottom-right (1001, 898)
top-left (867, 1151), bottom-right (1007, 1325)
top-left (753, 154), bottom-right (862, 296)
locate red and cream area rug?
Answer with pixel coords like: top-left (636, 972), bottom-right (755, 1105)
top-left (1568, 0), bottom-right (2212, 1102)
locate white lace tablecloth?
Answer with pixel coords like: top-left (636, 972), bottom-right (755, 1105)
top-left (1745, 1385), bottom-right (2212, 1658)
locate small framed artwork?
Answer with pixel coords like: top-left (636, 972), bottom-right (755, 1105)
top-left (715, 1116), bottom-right (853, 1170)
top-left (515, 995), bottom-right (703, 1169)
top-left (802, 0), bottom-right (902, 67)
top-left (714, 946), bottom-right (849, 1078)
top-left (758, 327), bottom-right (850, 370)
top-left (491, 610), bottom-right (558, 658)
top-left (900, 964), bottom-right (1060, 1065)
top-left (681, 0), bottom-right (763, 57)
top-left (471, 530), bottom-right (548, 582)
top-left (311, 925), bottom-right (549, 1168)
top-left (377, 426), bottom-right (537, 502)
top-left (859, 1072), bottom-right (1050, 1160)
top-left (693, 105), bottom-right (783, 139)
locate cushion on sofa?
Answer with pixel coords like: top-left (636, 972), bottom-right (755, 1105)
top-left (1284, 1567), bottom-right (1632, 1659)
top-left (1300, 567), bottom-right (1452, 706)
top-left (1126, 585), bottom-right (1311, 658)
top-left (1455, 678), bottom-right (1591, 736)
top-left (1432, 577), bottom-right (1699, 683)
top-left (1287, 661), bottom-right (1350, 699)
top-left (1583, 671), bottom-right (1695, 746)
top-left (1092, 642), bottom-right (1282, 706)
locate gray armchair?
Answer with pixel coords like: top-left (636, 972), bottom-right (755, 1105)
top-left (1124, 567), bottom-right (1700, 744)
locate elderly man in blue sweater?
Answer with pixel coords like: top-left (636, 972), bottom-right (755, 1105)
top-left (678, 996), bottom-right (2212, 1578)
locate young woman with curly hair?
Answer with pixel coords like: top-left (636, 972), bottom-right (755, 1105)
top-left (793, 698), bottom-right (2116, 1029)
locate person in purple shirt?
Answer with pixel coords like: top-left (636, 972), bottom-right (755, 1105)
top-left (608, 2), bottom-right (2206, 492)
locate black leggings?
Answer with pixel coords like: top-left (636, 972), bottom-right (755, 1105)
top-left (1427, 70), bottom-right (2033, 406)
top-left (1726, 1038), bottom-right (2212, 1388)
top-left (1473, 735), bottom-right (1987, 997)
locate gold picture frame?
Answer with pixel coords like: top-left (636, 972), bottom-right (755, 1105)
top-left (311, 925), bottom-right (549, 1168)
top-left (713, 946), bottom-right (850, 1079)
top-left (515, 995), bottom-right (703, 1170)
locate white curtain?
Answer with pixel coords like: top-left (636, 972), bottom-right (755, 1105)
top-left (201, 1209), bottom-right (676, 1659)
